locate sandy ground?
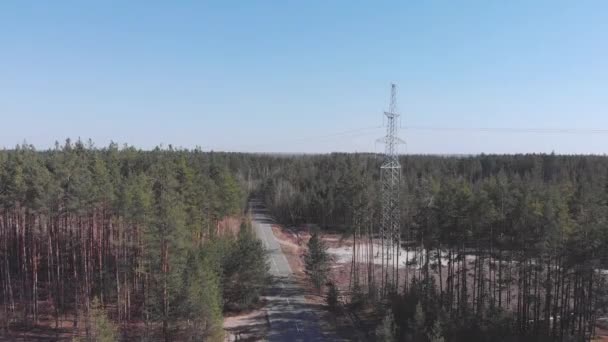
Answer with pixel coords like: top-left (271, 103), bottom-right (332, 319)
top-left (268, 224), bottom-right (608, 342)
top-left (223, 220), bottom-right (608, 341)
top-left (269, 225), bottom-right (367, 341)
top-left (0, 314), bottom-right (150, 341)
top-left (223, 308), bottom-right (269, 342)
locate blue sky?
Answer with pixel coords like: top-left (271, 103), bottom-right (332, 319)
top-left (1, 1), bottom-right (607, 154)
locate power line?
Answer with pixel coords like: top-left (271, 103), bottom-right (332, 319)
top-left (204, 124), bottom-right (608, 152)
top-left (205, 125), bottom-right (382, 152)
top-left (402, 126), bottom-right (608, 134)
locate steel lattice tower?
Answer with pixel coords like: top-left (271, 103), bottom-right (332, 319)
top-left (379, 83), bottom-right (402, 294)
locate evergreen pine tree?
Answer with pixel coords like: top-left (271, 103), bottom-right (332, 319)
top-left (90, 297), bottom-right (117, 342)
top-left (305, 231), bottom-right (329, 291)
top-left (326, 282), bottom-right (339, 311)
top-left (376, 308), bottom-right (396, 342)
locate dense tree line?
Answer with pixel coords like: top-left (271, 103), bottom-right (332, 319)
top-left (0, 141), bottom-right (267, 341)
top-left (3, 144), bottom-right (608, 341)
top-left (242, 152), bottom-right (608, 341)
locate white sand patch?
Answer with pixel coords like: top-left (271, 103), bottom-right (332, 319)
top-left (327, 242), bottom-right (478, 267)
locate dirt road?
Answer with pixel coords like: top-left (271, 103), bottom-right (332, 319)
top-left (250, 200), bottom-right (331, 342)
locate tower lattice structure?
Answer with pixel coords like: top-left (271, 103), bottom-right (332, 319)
top-left (379, 83), bottom-right (403, 293)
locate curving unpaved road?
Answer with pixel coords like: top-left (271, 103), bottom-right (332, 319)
top-left (249, 200), bottom-right (331, 342)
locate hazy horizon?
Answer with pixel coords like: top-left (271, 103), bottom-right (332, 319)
top-left (3, 137), bottom-right (608, 158)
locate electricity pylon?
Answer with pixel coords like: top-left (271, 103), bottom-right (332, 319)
top-left (378, 83), bottom-right (403, 295)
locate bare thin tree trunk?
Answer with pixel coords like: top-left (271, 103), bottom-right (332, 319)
top-left (162, 240), bottom-right (169, 342)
